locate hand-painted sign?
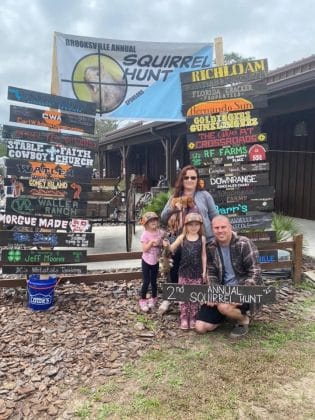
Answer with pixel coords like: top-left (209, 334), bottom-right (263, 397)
top-left (10, 105), bottom-right (95, 134)
top-left (162, 283), bottom-right (276, 304)
top-left (5, 159), bottom-right (93, 182)
top-left (0, 230), bottom-right (95, 247)
top-left (258, 250), bottom-right (279, 264)
top-left (216, 198), bottom-right (273, 215)
top-left (8, 86), bottom-right (96, 115)
top-left (0, 213), bottom-right (87, 230)
top-left (187, 128), bottom-right (267, 150)
top-left (2, 125), bottom-right (98, 150)
top-left (6, 197), bottom-right (87, 219)
top-left (229, 213), bottom-right (273, 230)
top-left (4, 178), bottom-right (90, 200)
top-left (211, 186), bottom-right (275, 207)
top-left (206, 172), bottom-right (269, 190)
top-left (190, 143), bottom-right (268, 166)
top-left (180, 59), bottom-right (268, 86)
top-left (181, 80), bottom-right (267, 103)
top-left (198, 162), bottom-right (269, 176)
top-left (187, 110), bottom-right (261, 133)
top-left (2, 265), bottom-right (87, 275)
top-left (2, 249), bottom-right (87, 264)
top-left (5, 139), bottom-right (95, 167)
top-left (241, 230), bottom-right (277, 243)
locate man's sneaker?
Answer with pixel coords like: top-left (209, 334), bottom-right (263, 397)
top-left (157, 300), bottom-right (171, 315)
top-left (147, 297), bottom-right (158, 309)
top-left (139, 299), bottom-right (149, 312)
top-left (229, 324), bottom-right (249, 339)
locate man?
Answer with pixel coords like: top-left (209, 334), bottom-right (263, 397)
top-left (195, 215), bottom-right (262, 338)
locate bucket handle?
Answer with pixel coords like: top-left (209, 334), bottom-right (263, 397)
top-left (27, 277), bottom-right (61, 290)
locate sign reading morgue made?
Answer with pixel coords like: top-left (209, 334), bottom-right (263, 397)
top-left (162, 283), bottom-right (276, 304)
top-left (0, 213), bottom-right (86, 230)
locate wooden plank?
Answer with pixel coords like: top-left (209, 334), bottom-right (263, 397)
top-left (10, 105), bottom-right (95, 135)
top-left (190, 143), bottom-right (268, 166)
top-left (0, 231), bottom-right (95, 247)
top-left (206, 171), bottom-right (270, 190)
top-left (1, 249), bottom-right (87, 264)
top-left (162, 283), bottom-right (276, 304)
top-left (6, 197), bottom-right (88, 219)
top-left (211, 185), bottom-right (275, 203)
top-left (2, 265), bottom-right (87, 275)
top-left (86, 251), bottom-right (142, 262)
top-left (8, 86), bottom-right (96, 115)
top-left (91, 177), bottom-right (120, 187)
top-left (229, 213), bottom-right (273, 230)
top-left (5, 138), bottom-right (95, 167)
top-left (198, 162), bottom-right (269, 176)
top-left (2, 125), bottom-right (98, 150)
top-left (241, 231), bottom-right (277, 243)
top-left (5, 159), bottom-right (93, 182)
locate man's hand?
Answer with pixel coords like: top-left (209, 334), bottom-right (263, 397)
top-left (244, 279), bottom-right (255, 286)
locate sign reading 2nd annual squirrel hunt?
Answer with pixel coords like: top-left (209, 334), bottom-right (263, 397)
top-left (162, 283), bottom-right (276, 304)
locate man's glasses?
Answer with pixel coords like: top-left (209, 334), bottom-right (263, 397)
top-left (184, 176), bottom-right (197, 180)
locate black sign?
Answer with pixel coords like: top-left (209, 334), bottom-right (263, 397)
top-left (0, 213), bottom-right (82, 230)
top-left (5, 139), bottom-right (95, 167)
top-left (162, 283), bottom-right (276, 304)
top-left (180, 59), bottom-right (268, 86)
top-left (190, 143), bottom-right (268, 166)
top-left (229, 213), bottom-right (273, 230)
top-left (199, 162), bottom-right (269, 177)
top-left (6, 197), bottom-right (88, 219)
top-left (241, 230), bottom-right (277, 243)
top-left (2, 265), bottom-right (87, 275)
top-left (216, 198), bottom-right (273, 215)
top-left (10, 105), bottom-right (95, 135)
top-left (8, 86), bottom-right (96, 115)
top-left (5, 159), bottom-right (93, 182)
top-left (2, 249), bottom-right (87, 264)
top-left (211, 186), bottom-right (275, 204)
top-left (206, 172), bottom-right (269, 190)
top-left (259, 250), bottom-right (279, 264)
top-left (2, 125), bottom-right (98, 150)
top-left (0, 230), bottom-right (95, 247)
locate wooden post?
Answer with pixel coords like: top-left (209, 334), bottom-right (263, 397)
top-left (293, 234), bottom-right (303, 285)
top-left (214, 36), bottom-right (224, 66)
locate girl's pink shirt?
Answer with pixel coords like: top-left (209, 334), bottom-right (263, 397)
top-left (140, 229), bottom-right (163, 265)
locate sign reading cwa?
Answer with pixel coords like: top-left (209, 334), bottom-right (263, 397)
top-left (162, 283), bottom-right (276, 304)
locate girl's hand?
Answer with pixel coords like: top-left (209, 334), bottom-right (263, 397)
top-left (202, 273), bottom-right (207, 283)
top-left (162, 239), bottom-right (170, 248)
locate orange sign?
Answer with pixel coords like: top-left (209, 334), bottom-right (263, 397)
top-left (186, 98), bottom-right (254, 117)
top-left (42, 110), bottom-right (62, 127)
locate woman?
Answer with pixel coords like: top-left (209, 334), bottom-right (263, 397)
top-left (158, 165), bottom-right (218, 315)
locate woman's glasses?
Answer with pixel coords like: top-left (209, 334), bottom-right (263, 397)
top-left (184, 176), bottom-right (197, 180)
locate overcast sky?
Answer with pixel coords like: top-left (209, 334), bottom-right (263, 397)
top-left (0, 0), bottom-right (314, 124)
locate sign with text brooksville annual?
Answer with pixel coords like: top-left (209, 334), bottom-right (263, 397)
top-left (52, 32), bottom-right (213, 120)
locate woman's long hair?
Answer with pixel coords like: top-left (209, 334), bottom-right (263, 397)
top-left (173, 165), bottom-right (202, 197)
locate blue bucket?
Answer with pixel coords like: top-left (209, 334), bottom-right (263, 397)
top-left (27, 275), bottom-right (58, 311)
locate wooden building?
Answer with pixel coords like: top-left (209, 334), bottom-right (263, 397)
top-left (99, 55), bottom-right (315, 220)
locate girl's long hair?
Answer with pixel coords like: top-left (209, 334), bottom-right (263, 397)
top-left (173, 165), bottom-right (202, 197)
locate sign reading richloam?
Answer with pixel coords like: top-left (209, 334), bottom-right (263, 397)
top-left (8, 86), bottom-right (96, 115)
top-left (180, 59), bottom-right (268, 86)
top-left (229, 213), bottom-right (273, 230)
top-left (0, 230), bottom-right (95, 247)
top-left (190, 143), bottom-right (268, 166)
top-left (187, 127), bottom-right (266, 150)
top-left (10, 105), bottom-right (95, 134)
top-left (5, 159), bottom-right (93, 182)
top-left (198, 162), bottom-right (270, 176)
top-left (162, 283), bottom-right (276, 304)
top-left (2, 125), bottom-right (98, 151)
top-left (2, 265), bottom-right (88, 275)
top-left (2, 249), bottom-right (87, 264)
top-left (5, 139), bottom-right (95, 167)
top-left (6, 196), bottom-right (88, 219)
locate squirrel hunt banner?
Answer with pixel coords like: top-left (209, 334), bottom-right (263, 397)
top-left (52, 32), bottom-right (213, 120)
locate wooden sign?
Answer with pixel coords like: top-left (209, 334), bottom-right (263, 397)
top-left (216, 198), bottom-right (273, 215)
top-left (187, 127), bottom-right (267, 150)
top-left (229, 213), bottom-right (273, 230)
top-left (183, 95), bottom-right (268, 117)
top-left (0, 230), bottom-right (95, 247)
top-left (211, 185), bottom-right (275, 204)
top-left (6, 197), bottom-right (88, 219)
top-left (180, 59), bottom-right (268, 86)
top-left (0, 213), bottom-right (86, 230)
top-left (2, 125), bottom-right (98, 151)
top-left (10, 105), bottom-right (95, 134)
top-left (8, 86), bottom-right (96, 115)
top-left (162, 283), bottom-right (276, 304)
top-left (4, 178), bottom-right (91, 200)
top-left (2, 265), bottom-right (87, 275)
top-left (206, 172), bottom-right (269, 190)
top-left (187, 110), bottom-right (261, 133)
top-left (241, 230), bottom-right (277, 243)
top-left (5, 159), bottom-right (93, 182)
top-left (2, 249), bottom-right (87, 264)
top-left (190, 143), bottom-right (268, 166)
top-left (5, 139), bottom-right (95, 167)
top-left (181, 80), bottom-right (267, 103)
top-left (258, 250), bottom-right (279, 264)
top-left (198, 162), bottom-right (269, 176)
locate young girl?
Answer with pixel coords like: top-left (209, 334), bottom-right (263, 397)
top-left (163, 212), bottom-right (207, 329)
top-left (139, 212), bottom-right (164, 312)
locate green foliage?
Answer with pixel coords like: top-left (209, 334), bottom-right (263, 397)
top-left (224, 52), bottom-right (255, 64)
top-left (0, 142), bottom-right (6, 158)
top-left (272, 212), bottom-right (302, 241)
top-left (141, 190), bottom-right (171, 216)
top-left (94, 119), bottom-right (118, 138)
